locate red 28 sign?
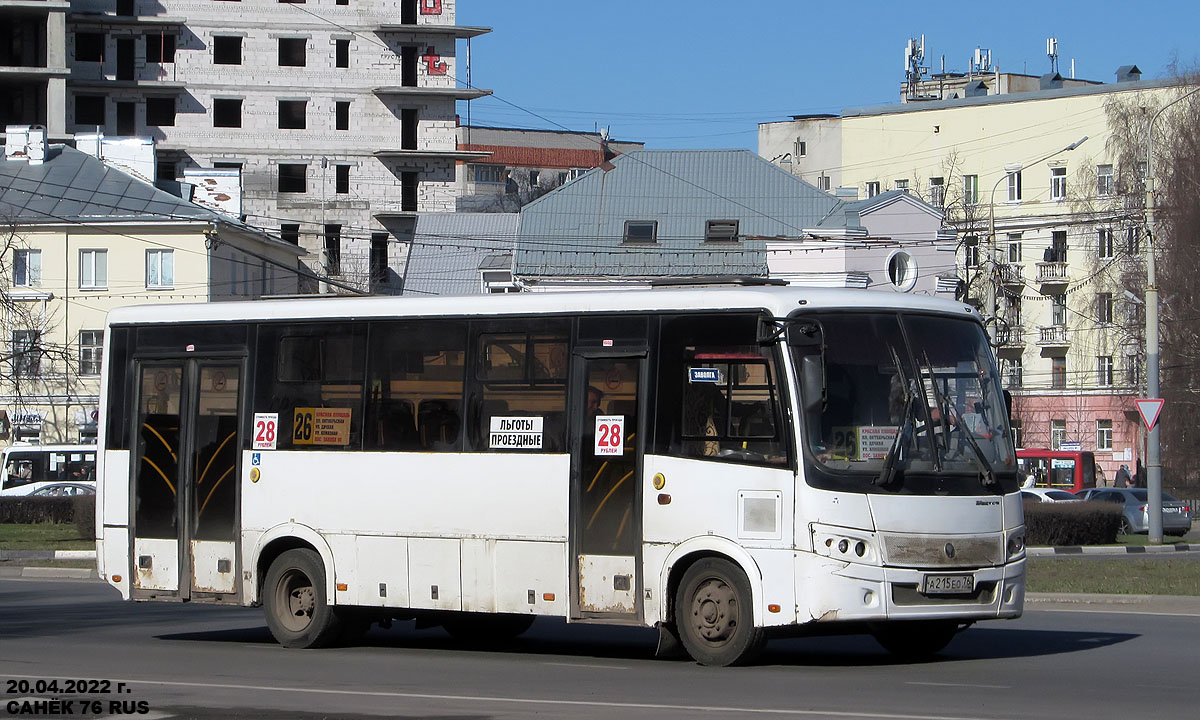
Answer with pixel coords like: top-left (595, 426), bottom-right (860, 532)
top-left (594, 415), bottom-right (625, 456)
top-left (253, 413), bottom-right (279, 450)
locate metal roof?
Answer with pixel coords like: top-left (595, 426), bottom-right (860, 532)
top-left (401, 212), bottom-right (519, 296)
top-left (515, 149), bottom-right (841, 278)
top-left (0, 145), bottom-right (225, 225)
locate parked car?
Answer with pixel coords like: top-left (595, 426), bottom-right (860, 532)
top-left (1021, 488), bottom-right (1082, 503)
top-left (1075, 487), bottom-right (1193, 536)
top-left (27, 482), bottom-right (95, 497)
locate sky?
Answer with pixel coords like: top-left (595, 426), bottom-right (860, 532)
top-left (456, 1), bottom-right (1200, 150)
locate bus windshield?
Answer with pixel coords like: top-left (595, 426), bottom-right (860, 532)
top-left (792, 311), bottom-right (1018, 495)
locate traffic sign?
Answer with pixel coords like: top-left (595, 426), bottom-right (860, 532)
top-left (1136, 398), bottom-right (1165, 432)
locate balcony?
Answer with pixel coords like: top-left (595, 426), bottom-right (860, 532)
top-left (1038, 325), bottom-right (1069, 349)
top-left (1036, 261), bottom-right (1069, 292)
top-left (997, 263), bottom-right (1024, 288)
top-left (994, 323), bottom-right (1025, 354)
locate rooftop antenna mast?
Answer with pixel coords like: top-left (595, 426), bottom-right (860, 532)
top-left (904, 35), bottom-right (929, 101)
top-left (1046, 37), bottom-right (1059, 74)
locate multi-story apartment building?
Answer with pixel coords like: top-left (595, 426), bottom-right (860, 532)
top-left (760, 66), bottom-right (1178, 479)
top-left (2, 0), bottom-right (491, 292)
top-left (2, 127), bottom-right (303, 446)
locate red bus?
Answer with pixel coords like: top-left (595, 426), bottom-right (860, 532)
top-left (1016, 449), bottom-right (1096, 492)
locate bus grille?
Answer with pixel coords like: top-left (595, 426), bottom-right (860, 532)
top-left (879, 533), bottom-right (1004, 568)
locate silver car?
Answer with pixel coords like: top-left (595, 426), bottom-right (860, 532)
top-left (1075, 487), bottom-right (1193, 536)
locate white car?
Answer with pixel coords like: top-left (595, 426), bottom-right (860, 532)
top-left (1021, 488), bottom-right (1082, 503)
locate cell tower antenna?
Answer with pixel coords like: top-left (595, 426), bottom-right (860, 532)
top-left (1046, 37), bottom-right (1059, 74)
top-left (904, 35), bottom-right (929, 101)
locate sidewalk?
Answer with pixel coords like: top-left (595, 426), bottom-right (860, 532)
top-left (1027, 543), bottom-right (1200, 556)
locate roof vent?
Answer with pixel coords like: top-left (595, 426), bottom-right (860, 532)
top-left (5, 125), bottom-right (32, 162)
top-left (1040, 73), bottom-right (1064, 90)
top-left (964, 80), bottom-right (989, 98)
top-left (1116, 65), bottom-right (1142, 83)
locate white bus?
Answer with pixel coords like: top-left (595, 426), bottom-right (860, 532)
top-left (95, 285), bottom-right (1025, 665)
top-left (1, 444), bottom-right (97, 496)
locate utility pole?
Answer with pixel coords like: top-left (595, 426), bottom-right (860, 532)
top-left (1142, 84), bottom-right (1200, 544)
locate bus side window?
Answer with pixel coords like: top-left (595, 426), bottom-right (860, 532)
top-left (468, 322), bottom-right (569, 453)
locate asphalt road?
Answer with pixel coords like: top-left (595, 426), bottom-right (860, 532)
top-left (2, 578), bottom-right (1197, 720)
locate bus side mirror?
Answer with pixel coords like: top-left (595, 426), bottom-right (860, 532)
top-left (787, 321), bottom-right (826, 412)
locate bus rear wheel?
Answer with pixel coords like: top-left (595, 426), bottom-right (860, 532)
top-left (675, 558), bottom-right (765, 666)
top-left (263, 548), bottom-right (343, 648)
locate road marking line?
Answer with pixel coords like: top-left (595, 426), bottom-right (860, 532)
top-left (906, 682), bottom-right (1011, 690)
top-left (0, 674), bottom-right (1013, 720)
top-left (1031, 607), bottom-right (1200, 618)
top-left (541, 661), bottom-right (629, 669)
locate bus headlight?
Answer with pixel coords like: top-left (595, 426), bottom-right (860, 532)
top-left (1006, 528), bottom-right (1026, 560)
top-left (812, 524), bottom-right (879, 565)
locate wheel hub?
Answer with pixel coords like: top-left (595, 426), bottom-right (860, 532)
top-left (691, 578), bottom-right (736, 642)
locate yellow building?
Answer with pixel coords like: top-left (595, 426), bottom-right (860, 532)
top-left (759, 72), bottom-right (1182, 478)
top-left (2, 128), bottom-right (305, 445)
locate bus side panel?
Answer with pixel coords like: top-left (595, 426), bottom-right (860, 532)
top-left (100, 450), bottom-right (130, 527)
top-left (461, 539), bottom-right (567, 616)
top-left (101, 526), bottom-right (131, 598)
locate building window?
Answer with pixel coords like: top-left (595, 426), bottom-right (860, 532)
top-left (623, 221), bottom-right (657, 244)
top-left (280, 224), bottom-right (300, 245)
top-left (817, 175), bottom-right (830, 192)
top-left (401, 171), bottom-right (418, 212)
top-left (1011, 418), bottom-right (1024, 449)
top-left (1002, 357), bottom-right (1023, 388)
top-left (213, 98), bottom-right (242, 128)
top-left (76, 32), bottom-right (105, 62)
top-left (335, 164), bottom-right (350, 194)
top-left (1096, 292), bottom-right (1113, 324)
top-left (1097, 164), bottom-right (1114, 196)
top-left (797, 141), bottom-right (807, 157)
top-left (1007, 233), bottom-right (1022, 262)
top-left (1051, 357), bottom-right (1067, 389)
top-left (278, 100), bottom-right (307, 129)
top-left (1097, 355), bottom-right (1113, 386)
top-left (335, 101), bottom-right (350, 131)
top-left (1126, 227), bottom-right (1141, 255)
top-left (13, 249), bottom-right (41, 287)
top-left (146, 97), bottom-right (175, 127)
top-left (335, 38), bottom-right (350, 68)
top-left (1125, 355), bottom-right (1142, 386)
top-left (473, 164), bottom-right (505, 184)
top-left (1098, 228), bottom-right (1114, 259)
top-left (1002, 289), bottom-right (1021, 325)
top-left (963, 239), bottom-right (979, 268)
top-left (11, 330), bottom-right (41, 378)
top-left (279, 38), bottom-right (306, 67)
top-left (1097, 419), bottom-right (1113, 451)
top-left (1050, 166), bottom-right (1067, 201)
top-left (213, 36), bottom-right (242, 65)
top-left (79, 330), bottom-right (103, 376)
top-left (963, 174), bottom-right (979, 205)
top-left (528, 170), bottom-right (540, 188)
top-left (323, 224), bottom-right (341, 275)
top-left (866, 181), bottom-right (881, 198)
top-left (894, 179), bottom-right (909, 191)
top-left (1049, 230), bottom-right (1067, 262)
top-left (79, 249), bottom-right (108, 289)
top-left (370, 233), bottom-right (388, 286)
top-left (1050, 419), bottom-right (1067, 450)
top-left (75, 96), bottom-right (105, 126)
top-left (704, 220), bottom-right (739, 242)
top-left (1006, 170), bottom-right (1022, 202)
top-left (146, 249), bottom-right (174, 289)
top-left (929, 176), bottom-right (945, 206)
top-left (145, 33), bottom-right (176, 63)
top-left (279, 164), bottom-right (307, 193)
top-left (1051, 293), bottom-right (1067, 326)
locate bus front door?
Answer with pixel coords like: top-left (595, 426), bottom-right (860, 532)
top-left (131, 360), bottom-right (242, 600)
top-left (571, 355), bottom-right (644, 619)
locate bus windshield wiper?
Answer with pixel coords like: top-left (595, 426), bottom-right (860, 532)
top-left (920, 352), bottom-right (995, 489)
top-left (876, 347), bottom-right (915, 488)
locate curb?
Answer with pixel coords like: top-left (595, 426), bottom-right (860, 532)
top-left (0, 550), bottom-right (96, 561)
top-left (0, 566), bottom-right (95, 579)
top-left (1028, 544), bottom-right (1200, 556)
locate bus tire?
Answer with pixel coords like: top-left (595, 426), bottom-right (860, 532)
top-left (674, 558), bottom-right (765, 666)
top-left (871, 620), bottom-right (959, 660)
top-left (263, 548), bottom-right (343, 648)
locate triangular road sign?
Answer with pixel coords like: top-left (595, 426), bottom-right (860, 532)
top-left (1136, 398), bottom-right (1165, 432)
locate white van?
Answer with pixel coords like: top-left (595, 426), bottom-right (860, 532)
top-left (0, 444), bottom-right (97, 496)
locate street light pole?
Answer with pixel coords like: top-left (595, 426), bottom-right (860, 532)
top-left (986, 137), bottom-right (1088, 342)
top-left (1142, 84), bottom-right (1200, 544)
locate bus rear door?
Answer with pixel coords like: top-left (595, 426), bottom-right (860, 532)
top-left (130, 359), bottom-right (242, 600)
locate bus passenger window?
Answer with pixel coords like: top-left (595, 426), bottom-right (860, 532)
top-left (365, 321), bottom-right (467, 452)
top-left (469, 325), bottom-right (569, 453)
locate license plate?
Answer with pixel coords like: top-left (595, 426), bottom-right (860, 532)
top-left (1164, 507), bottom-right (1181, 514)
top-left (922, 573), bottom-right (974, 595)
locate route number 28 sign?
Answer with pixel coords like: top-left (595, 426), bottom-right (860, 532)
top-left (594, 415), bottom-right (625, 456)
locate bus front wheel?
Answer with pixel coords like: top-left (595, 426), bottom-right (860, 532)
top-left (263, 548), bottom-right (343, 648)
top-left (674, 558), bottom-right (765, 666)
